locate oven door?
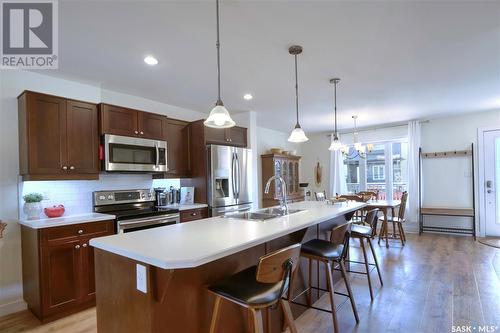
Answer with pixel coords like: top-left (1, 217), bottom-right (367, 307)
top-left (117, 213), bottom-right (180, 233)
top-left (104, 134), bottom-right (168, 172)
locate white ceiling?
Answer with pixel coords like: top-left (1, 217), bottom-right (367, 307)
top-left (47, 0), bottom-right (500, 133)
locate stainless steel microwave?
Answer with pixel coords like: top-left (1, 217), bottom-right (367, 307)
top-left (103, 134), bottom-right (168, 172)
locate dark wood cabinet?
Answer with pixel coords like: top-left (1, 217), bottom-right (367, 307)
top-left (139, 111), bottom-right (165, 140)
top-left (21, 220), bottom-right (114, 322)
top-left (99, 104), bottom-right (166, 140)
top-left (163, 118), bottom-right (191, 177)
top-left (98, 104), bottom-right (138, 137)
top-left (261, 154), bottom-right (303, 208)
top-left (18, 91), bottom-right (99, 181)
top-left (41, 239), bottom-right (81, 316)
top-left (204, 124), bottom-right (248, 147)
top-left (180, 207), bottom-right (209, 223)
top-left (66, 101), bottom-right (99, 174)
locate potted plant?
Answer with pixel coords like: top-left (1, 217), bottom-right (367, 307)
top-left (23, 193), bottom-right (44, 220)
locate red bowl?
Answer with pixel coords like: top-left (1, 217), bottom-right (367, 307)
top-left (44, 205), bottom-right (65, 218)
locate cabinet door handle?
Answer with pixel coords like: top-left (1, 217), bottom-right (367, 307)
top-left (69, 166), bottom-right (75, 170)
top-left (75, 245), bottom-right (80, 249)
top-left (140, 131), bottom-right (144, 135)
top-left (82, 243), bottom-right (88, 248)
top-left (62, 166), bottom-right (68, 170)
top-left (77, 229), bottom-right (83, 234)
top-left (134, 130), bottom-right (139, 134)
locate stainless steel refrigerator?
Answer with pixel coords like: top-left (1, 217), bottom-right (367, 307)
top-left (207, 145), bottom-right (253, 216)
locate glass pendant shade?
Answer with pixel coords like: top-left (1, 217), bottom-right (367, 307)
top-left (288, 125), bottom-right (309, 143)
top-left (204, 103), bottom-right (235, 128)
top-left (328, 134), bottom-right (342, 151)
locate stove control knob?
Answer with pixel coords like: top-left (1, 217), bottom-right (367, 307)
top-left (141, 193), bottom-right (145, 199)
top-left (107, 195), bottom-right (114, 200)
top-left (99, 195), bottom-right (106, 200)
top-left (148, 193), bottom-right (152, 197)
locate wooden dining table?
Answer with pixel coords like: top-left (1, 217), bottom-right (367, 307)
top-left (364, 199), bottom-right (401, 248)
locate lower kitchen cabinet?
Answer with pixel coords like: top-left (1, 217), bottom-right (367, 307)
top-left (180, 207), bottom-right (208, 223)
top-left (21, 220), bottom-right (114, 322)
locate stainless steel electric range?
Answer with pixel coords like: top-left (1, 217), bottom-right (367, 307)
top-left (93, 189), bottom-right (180, 233)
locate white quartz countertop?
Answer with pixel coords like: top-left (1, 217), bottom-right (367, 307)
top-left (19, 213), bottom-right (116, 229)
top-left (90, 201), bottom-right (365, 269)
top-left (159, 203), bottom-right (208, 211)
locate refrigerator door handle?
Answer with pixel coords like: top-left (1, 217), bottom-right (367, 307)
top-left (231, 152), bottom-right (237, 198)
top-left (235, 153), bottom-right (241, 199)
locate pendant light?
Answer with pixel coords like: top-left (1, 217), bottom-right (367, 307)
top-left (328, 78), bottom-right (343, 151)
top-left (204, 0), bottom-right (236, 129)
top-left (352, 115), bottom-right (366, 153)
top-left (287, 45), bottom-right (309, 143)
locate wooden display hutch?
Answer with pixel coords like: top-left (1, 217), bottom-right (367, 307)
top-left (261, 154), bottom-right (304, 208)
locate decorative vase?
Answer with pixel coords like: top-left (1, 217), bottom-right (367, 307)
top-left (23, 202), bottom-right (42, 220)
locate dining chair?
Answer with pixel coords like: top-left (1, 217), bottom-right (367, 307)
top-left (378, 191), bottom-right (408, 245)
top-left (314, 190), bottom-right (327, 201)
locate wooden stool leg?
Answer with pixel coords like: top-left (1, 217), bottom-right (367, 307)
top-left (281, 299), bottom-right (298, 333)
top-left (209, 296), bottom-right (222, 333)
top-left (250, 308), bottom-right (264, 333)
top-left (339, 261), bottom-right (360, 323)
top-left (325, 261), bottom-right (340, 333)
top-left (360, 238), bottom-right (374, 301)
top-left (367, 238), bottom-right (383, 286)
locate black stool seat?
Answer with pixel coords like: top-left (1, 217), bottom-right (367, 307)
top-left (208, 266), bottom-right (283, 307)
top-left (351, 224), bottom-right (372, 238)
top-left (301, 239), bottom-right (344, 260)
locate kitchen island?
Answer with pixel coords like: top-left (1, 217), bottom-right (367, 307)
top-left (90, 201), bottom-right (365, 333)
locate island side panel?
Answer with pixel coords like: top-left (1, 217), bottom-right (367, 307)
top-left (94, 249), bottom-right (153, 333)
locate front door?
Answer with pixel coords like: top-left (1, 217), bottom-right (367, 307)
top-left (484, 129), bottom-right (500, 236)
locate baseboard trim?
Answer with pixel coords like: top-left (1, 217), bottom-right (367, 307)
top-left (0, 299), bottom-right (27, 317)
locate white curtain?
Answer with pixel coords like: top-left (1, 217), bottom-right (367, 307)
top-left (407, 120), bottom-right (421, 223)
top-left (330, 147), bottom-right (347, 197)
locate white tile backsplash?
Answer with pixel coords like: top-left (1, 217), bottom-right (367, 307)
top-left (19, 174), bottom-right (180, 218)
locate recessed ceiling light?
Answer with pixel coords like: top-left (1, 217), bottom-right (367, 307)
top-left (144, 56), bottom-right (158, 66)
top-left (243, 94), bottom-right (253, 100)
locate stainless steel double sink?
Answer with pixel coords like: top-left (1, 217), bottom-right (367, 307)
top-left (226, 208), bottom-right (304, 221)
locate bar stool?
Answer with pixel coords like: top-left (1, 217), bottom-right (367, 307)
top-left (208, 243), bottom-right (301, 333)
top-left (349, 209), bottom-right (384, 301)
top-left (289, 223), bottom-right (359, 333)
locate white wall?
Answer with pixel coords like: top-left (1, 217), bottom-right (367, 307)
top-left (0, 70), bottom-right (205, 316)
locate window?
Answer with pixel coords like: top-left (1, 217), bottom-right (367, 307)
top-left (372, 165), bottom-right (385, 181)
top-left (342, 139), bottom-right (408, 200)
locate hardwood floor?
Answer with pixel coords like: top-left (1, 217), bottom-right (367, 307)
top-left (1, 233), bottom-right (499, 333)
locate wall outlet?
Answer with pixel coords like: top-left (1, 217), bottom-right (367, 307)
top-left (136, 264), bottom-right (147, 293)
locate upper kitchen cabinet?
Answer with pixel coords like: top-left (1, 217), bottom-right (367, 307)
top-left (192, 120), bottom-right (248, 147)
top-left (162, 118), bottom-right (191, 177)
top-left (99, 104), bottom-right (166, 140)
top-left (18, 91), bottom-right (99, 181)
